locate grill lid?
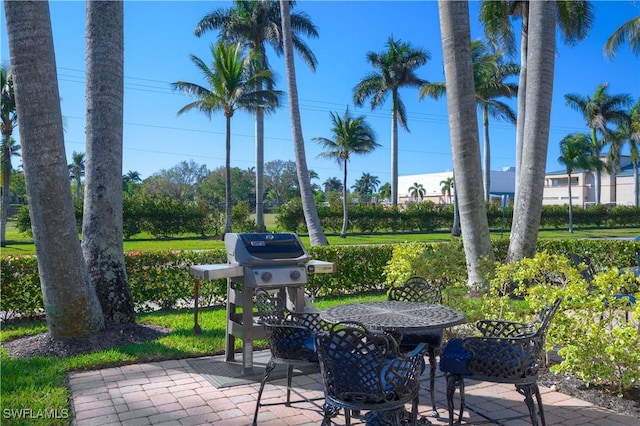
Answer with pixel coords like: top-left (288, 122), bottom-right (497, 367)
top-left (225, 232), bottom-right (310, 265)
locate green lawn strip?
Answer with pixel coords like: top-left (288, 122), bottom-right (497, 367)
top-left (3, 227), bottom-right (639, 256)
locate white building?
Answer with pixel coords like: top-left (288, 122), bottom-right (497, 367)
top-left (397, 167), bottom-right (516, 205)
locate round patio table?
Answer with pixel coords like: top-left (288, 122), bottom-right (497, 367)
top-left (320, 300), bottom-right (465, 332)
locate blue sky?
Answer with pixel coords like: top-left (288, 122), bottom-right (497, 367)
top-left (1, 0), bottom-right (639, 191)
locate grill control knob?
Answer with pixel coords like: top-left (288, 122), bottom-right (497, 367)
top-left (290, 270), bottom-right (301, 280)
top-left (261, 271), bottom-right (272, 282)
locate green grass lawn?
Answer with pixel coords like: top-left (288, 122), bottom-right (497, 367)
top-left (2, 215), bottom-right (639, 256)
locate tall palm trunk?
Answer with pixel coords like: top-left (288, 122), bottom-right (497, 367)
top-left (514, 4), bottom-right (529, 201)
top-left (452, 176), bottom-right (461, 237)
top-left (279, 0), bottom-right (327, 246)
top-left (568, 171), bottom-right (574, 233)
top-left (255, 106), bottom-right (265, 232)
top-left (591, 128), bottom-right (603, 205)
top-left (5, 0), bottom-right (104, 338)
top-left (83, 0), bottom-right (134, 324)
top-left (224, 113), bottom-right (233, 235)
top-left (634, 159), bottom-right (639, 207)
top-left (438, 0), bottom-right (494, 286)
top-left (391, 91), bottom-right (399, 206)
top-left (482, 104), bottom-right (491, 201)
top-left (1, 134), bottom-right (10, 246)
top-left (341, 162), bottom-right (348, 238)
top-left (508, 0), bottom-right (556, 261)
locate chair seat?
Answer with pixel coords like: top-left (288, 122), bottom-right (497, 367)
top-left (399, 329), bottom-right (442, 349)
top-left (440, 338), bottom-right (536, 378)
top-left (439, 338), bottom-right (471, 375)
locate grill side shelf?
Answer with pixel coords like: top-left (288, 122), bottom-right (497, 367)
top-left (189, 264), bottom-right (244, 280)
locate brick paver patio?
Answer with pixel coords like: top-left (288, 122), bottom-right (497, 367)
top-left (68, 352), bottom-right (638, 426)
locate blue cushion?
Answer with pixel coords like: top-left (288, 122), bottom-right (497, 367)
top-left (439, 338), bottom-right (471, 375)
top-left (399, 330), bottom-right (442, 348)
top-left (304, 334), bottom-right (319, 362)
top-left (614, 293), bottom-right (637, 305)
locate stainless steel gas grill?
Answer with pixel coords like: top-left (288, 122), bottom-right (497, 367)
top-left (189, 232), bottom-right (335, 374)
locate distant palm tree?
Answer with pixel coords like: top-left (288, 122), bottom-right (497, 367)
top-left (122, 170), bottom-right (142, 192)
top-left (353, 36), bottom-right (429, 206)
top-left (123, 170), bottom-right (141, 184)
top-left (1, 66), bottom-right (17, 247)
top-left (558, 133), bottom-right (594, 233)
top-left (440, 176), bottom-right (454, 204)
top-left (323, 177), bottom-right (343, 194)
top-left (421, 39), bottom-right (518, 201)
top-left (609, 100), bottom-right (640, 206)
top-left (195, 0), bottom-right (318, 232)
top-left (352, 172), bottom-right (380, 203)
top-left (172, 41), bottom-right (281, 235)
top-left (604, 15), bottom-right (640, 59)
top-left (314, 107), bottom-right (379, 237)
top-left (564, 83), bottom-right (632, 204)
top-left (407, 182), bottom-right (426, 201)
top-left (69, 151), bottom-right (85, 200)
top-left (378, 182), bottom-right (391, 202)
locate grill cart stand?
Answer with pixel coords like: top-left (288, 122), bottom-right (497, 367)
top-left (189, 233), bottom-right (335, 374)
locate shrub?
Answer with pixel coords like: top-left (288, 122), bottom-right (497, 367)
top-left (382, 242), bottom-right (427, 286)
top-left (481, 251), bottom-right (640, 395)
top-left (0, 255), bottom-right (42, 320)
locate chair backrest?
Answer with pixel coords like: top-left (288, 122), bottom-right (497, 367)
top-left (466, 298), bottom-right (562, 382)
top-left (388, 275), bottom-right (442, 304)
top-left (570, 253), bottom-right (596, 283)
top-left (314, 322), bottom-right (422, 405)
top-left (255, 288), bottom-right (317, 361)
top-left (255, 288), bottom-right (287, 325)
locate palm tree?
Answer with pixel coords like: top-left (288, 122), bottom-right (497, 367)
top-left (378, 182), bottom-right (391, 202)
top-left (604, 15), bottom-right (640, 59)
top-left (353, 36), bottom-right (429, 206)
top-left (609, 100), bottom-right (640, 206)
top-left (122, 170), bottom-right (142, 192)
top-left (172, 41), bottom-right (281, 235)
top-left (1, 66), bottom-right (17, 247)
top-left (352, 172), bottom-right (380, 203)
top-left (481, 0), bottom-right (594, 199)
top-left (313, 107), bottom-right (379, 237)
top-left (564, 83), bottom-right (633, 205)
top-left (5, 0), bottom-right (104, 338)
top-left (507, 0), bottom-right (559, 261)
top-left (195, 0), bottom-right (318, 232)
top-left (440, 176), bottom-right (454, 204)
top-left (69, 151), bottom-right (85, 200)
top-left (82, 0), bottom-right (135, 325)
top-left (421, 40), bottom-right (518, 201)
top-left (279, 0), bottom-right (328, 245)
top-left (438, 0), bottom-right (494, 285)
top-left (407, 182), bottom-right (426, 201)
top-left (558, 133), bottom-right (594, 233)
top-left (323, 177), bottom-right (343, 194)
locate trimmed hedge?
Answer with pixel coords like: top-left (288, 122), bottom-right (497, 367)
top-left (277, 201), bottom-right (640, 233)
top-left (2, 239), bottom-right (639, 320)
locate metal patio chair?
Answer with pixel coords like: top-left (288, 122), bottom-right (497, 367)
top-left (439, 298), bottom-right (562, 426)
top-left (314, 321), bottom-right (426, 426)
top-left (387, 275), bottom-right (443, 417)
top-left (252, 288), bottom-right (327, 426)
